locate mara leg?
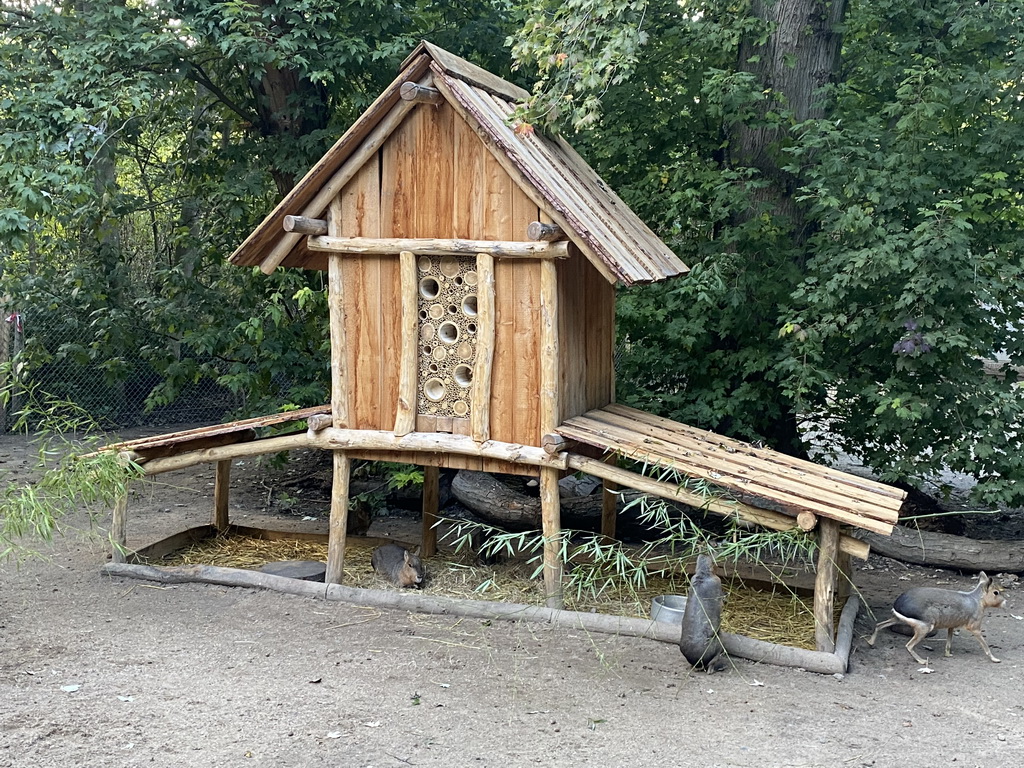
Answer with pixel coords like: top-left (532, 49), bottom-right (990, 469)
top-left (966, 627), bottom-right (1001, 663)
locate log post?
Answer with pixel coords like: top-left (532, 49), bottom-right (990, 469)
top-left (814, 517), bottom-right (841, 653)
top-left (539, 259), bottom-right (563, 608)
top-left (325, 198), bottom-right (351, 585)
top-left (213, 459), bottom-right (231, 532)
top-left (527, 221), bottom-right (567, 241)
top-left (540, 467), bottom-right (563, 609)
top-left (110, 493), bottom-right (128, 564)
top-left (421, 466), bottom-right (440, 558)
top-left (400, 81), bottom-right (442, 105)
top-left (797, 511), bottom-right (818, 531)
top-left (394, 250), bottom-right (419, 436)
top-left (282, 215), bottom-right (328, 235)
top-left (601, 479), bottom-right (619, 541)
top-left (470, 253), bottom-right (495, 442)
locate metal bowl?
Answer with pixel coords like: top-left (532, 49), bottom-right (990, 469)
top-left (651, 594), bottom-right (688, 625)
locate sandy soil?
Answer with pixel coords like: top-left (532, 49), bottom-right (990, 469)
top-left (2, 429), bottom-right (1023, 768)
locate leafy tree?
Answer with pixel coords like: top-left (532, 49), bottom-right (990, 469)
top-left (512, 0), bottom-right (1024, 505)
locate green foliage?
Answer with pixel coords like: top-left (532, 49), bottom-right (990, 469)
top-left (0, 386), bottom-right (143, 561)
top-left (0, 0), bottom-right (519, 423)
top-left (512, 0), bottom-right (1024, 503)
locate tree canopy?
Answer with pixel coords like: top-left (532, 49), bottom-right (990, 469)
top-left (1, 0), bottom-right (1023, 505)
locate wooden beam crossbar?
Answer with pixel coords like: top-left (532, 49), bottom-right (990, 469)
top-left (306, 235), bottom-right (570, 259)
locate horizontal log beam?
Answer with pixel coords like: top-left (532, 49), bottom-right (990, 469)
top-left (310, 428), bottom-right (569, 470)
top-left (283, 215), bottom-right (328, 235)
top-left (527, 221), bottom-right (567, 242)
top-left (306, 236), bottom-right (570, 259)
top-left (567, 455), bottom-right (870, 560)
top-left (400, 82), bottom-right (442, 105)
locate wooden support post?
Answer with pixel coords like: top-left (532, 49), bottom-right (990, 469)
top-left (421, 466), bottom-right (440, 558)
top-left (470, 253), bottom-right (495, 442)
top-left (111, 493), bottom-right (128, 564)
top-left (814, 517), bottom-right (841, 653)
top-left (394, 250), bottom-right (419, 436)
top-left (601, 479), bottom-right (619, 540)
top-left (213, 459), bottom-right (231, 532)
top-left (836, 540), bottom-right (853, 599)
top-left (539, 258), bottom-right (563, 608)
top-left (326, 452), bottom-right (351, 584)
top-left (325, 198), bottom-right (351, 585)
top-left (540, 466), bottom-right (563, 609)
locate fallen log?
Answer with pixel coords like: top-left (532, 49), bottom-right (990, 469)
top-left (101, 562), bottom-right (856, 674)
top-left (858, 524), bottom-right (1024, 573)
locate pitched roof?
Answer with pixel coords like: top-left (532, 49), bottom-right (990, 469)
top-left (229, 42), bottom-right (688, 286)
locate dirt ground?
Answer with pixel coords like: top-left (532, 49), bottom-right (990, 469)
top-left (2, 428), bottom-right (1023, 768)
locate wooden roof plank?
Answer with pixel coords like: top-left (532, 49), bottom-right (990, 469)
top-left (590, 406), bottom-right (905, 512)
top-left (557, 420), bottom-right (895, 534)
top-left (481, 93), bottom-right (660, 283)
top-left (558, 417), bottom-right (898, 529)
top-left (605, 403), bottom-right (905, 501)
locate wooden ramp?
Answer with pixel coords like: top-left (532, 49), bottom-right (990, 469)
top-left (557, 404), bottom-right (905, 536)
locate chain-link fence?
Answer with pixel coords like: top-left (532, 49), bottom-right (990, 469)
top-left (0, 305), bottom-right (243, 434)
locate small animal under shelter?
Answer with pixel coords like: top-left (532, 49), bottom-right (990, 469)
top-left (104, 42), bottom-right (907, 670)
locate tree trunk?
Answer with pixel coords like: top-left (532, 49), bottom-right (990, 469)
top-left (733, 0), bottom-right (847, 247)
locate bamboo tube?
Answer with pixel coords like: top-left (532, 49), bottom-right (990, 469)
top-left (421, 466), bottom-right (440, 558)
top-left (814, 518), bottom-right (841, 653)
top-left (470, 253), bottom-right (495, 442)
top-left (394, 251), bottom-right (418, 436)
top-left (307, 236), bottom-right (569, 259)
top-left (213, 459), bottom-right (231, 532)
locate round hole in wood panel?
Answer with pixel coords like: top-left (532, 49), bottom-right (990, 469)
top-left (453, 400), bottom-right (469, 417)
top-left (453, 365), bottom-right (473, 388)
top-left (467, 322), bottom-right (477, 335)
top-left (448, 304), bottom-right (459, 315)
top-left (440, 256), bottom-right (461, 277)
top-left (423, 378), bottom-right (446, 402)
top-left (428, 304), bottom-right (445, 320)
top-left (429, 363), bottom-right (439, 373)
top-left (419, 277), bottom-right (440, 299)
top-left (464, 271), bottom-right (478, 286)
top-left (418, 309), bottom-right (428, 320)
top-left (438, 321), bottom-right (459, 345)
top-left (454, 276), bottom-right (464, 286)
top-left (462, 295), bottom-right (478, 317)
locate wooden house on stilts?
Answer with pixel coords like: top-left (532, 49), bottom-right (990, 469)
top-left (107, 43), bottom-right (906, 658)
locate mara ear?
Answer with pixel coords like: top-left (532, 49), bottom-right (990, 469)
top-left (412, 546), bottom-right (421, 556)
top-left (403, 550), bottom-right (411, 563)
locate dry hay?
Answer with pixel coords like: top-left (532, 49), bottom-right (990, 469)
top-left (158, 535), bottom-right (821, 649)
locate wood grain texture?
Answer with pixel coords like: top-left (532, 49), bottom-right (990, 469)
top-left (471, 253), bottom-right (495, 442)
top-left (394, 250), bottom-right (419, 435)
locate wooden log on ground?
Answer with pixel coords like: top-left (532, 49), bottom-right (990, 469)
top-left (101, 562), bottom-right (857, 674)
top-left (858, 525), bottom-right (1024, 573)
top-left (307, 235), bottom-right (570, 259)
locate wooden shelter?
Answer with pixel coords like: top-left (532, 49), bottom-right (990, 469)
top-left (107, 43), bottom-right (906, 655)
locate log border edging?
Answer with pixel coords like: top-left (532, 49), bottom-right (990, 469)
top-left (101, 562), bottom-right (857, 675)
